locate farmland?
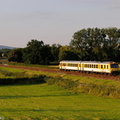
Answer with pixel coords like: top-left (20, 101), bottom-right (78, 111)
top-left (0, 65), bottom-right (120, 120)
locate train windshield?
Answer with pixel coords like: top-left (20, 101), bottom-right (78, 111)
top-left (111, 64), bottom-right (119, 68)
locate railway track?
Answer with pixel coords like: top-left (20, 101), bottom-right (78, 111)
top-left (0, 64), bottom-right (120, 82)
top-left (60, 70), bottom-right (120, 81)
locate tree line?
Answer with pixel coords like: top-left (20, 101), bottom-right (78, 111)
top-left (7, 40), bottom-right (62, 65)
top-left (4, 27), bottom-right (120, 64)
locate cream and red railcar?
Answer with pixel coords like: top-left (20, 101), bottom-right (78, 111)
top-left (59, 61), bottom-right (119, 74)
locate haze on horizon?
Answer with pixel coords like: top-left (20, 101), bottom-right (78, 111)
top-left (0, 0), bottom-right (120, 48)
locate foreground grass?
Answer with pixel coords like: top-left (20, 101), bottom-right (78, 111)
top-left (0, 83), bottom-right (120, 120)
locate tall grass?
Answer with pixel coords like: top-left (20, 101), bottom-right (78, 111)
top-left (80, 83), bottom-right (120, 98)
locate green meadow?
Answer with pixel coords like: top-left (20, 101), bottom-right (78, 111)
top-left (0, 66), bottom-right (120, 120)
top-left (0, 84), bottom-right (120, 120)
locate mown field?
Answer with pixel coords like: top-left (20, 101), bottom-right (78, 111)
top-left (0, 66), bottom-right (120, 120)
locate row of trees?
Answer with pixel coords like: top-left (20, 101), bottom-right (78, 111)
top-left (7, 27), bottom-right (120, 64)
top-left (8, 40), bottom-right (62, 64)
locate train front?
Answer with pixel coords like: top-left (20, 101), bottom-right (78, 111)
top-left (110, 62), bottom-right (120, 74)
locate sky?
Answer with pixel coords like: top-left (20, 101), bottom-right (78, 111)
top-left (0, 0), bottom-right (120, 48)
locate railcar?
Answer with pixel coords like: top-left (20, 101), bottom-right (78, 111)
top-left (59, 61), bottom-right (119, 74)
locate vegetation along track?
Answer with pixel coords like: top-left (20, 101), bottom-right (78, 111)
top-left (0, 64), bottom-right (120, 81)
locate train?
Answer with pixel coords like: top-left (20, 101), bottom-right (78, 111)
top-left (59, 61), bottom-right (120, 74)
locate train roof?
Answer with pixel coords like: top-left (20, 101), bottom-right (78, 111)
top-left (60, 61), bottom-right (117, 64)
top-left (60, 61), bottom-right (82, 63)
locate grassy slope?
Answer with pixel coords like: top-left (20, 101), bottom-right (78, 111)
top-left (0, 84), bottom-right (120, 120)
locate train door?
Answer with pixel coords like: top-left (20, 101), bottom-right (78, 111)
top-left (78, 63), bottom-right (81, 71)
top-left (81, 63), bottom-right (84, 72)
top-left (100, 64), bottom-right (109, 73)
top-left (100, 65), bottom-right (104, 73)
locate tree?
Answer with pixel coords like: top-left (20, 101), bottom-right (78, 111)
top-left (51, 44), bottom-right (62, 61)
top-left (70, 27), bottom-right (120, 61)
top-left (0, 49), bottom-right (11, 58)
top-left (8, 48), bottom-right (23, 62)
top-left (23, 39), bottom-right (52, 65)
top-left (102, 27), bottom-right (120, 61)
top-left (59, 46), bottom-right (79, 61)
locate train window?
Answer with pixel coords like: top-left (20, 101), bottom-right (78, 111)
top-left (90, 65), bottom-right (92, 68)
top-left (94, 65), bottom-right (96, 68)
top-left (79, 64), bottom-right (81, 67)
top-left (89, 65), bottom-right (91, 68)
top-left (87, 64), bottom-right (89, 68)
top-left (104, 65), bottom-right (106, 69)
top-left (107, 65), bottom-right (108, 69)
top-left (63, 63), bottom-right (66, 66)
top-left (96, 65), bottom-right (98, 68)
top-left (69, 64), bottom-right (77, 67)
top-left (75, 64), bottom-right (78, 67)
top-left (101, 65), bottom-right (103, 68)
top-left (111, 64), bottom-right (118, 68)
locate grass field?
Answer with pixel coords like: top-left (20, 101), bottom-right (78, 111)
top-left (0, 83), bottom-right (120, 120)
top-left (0, 66), bottom-right (120, 120)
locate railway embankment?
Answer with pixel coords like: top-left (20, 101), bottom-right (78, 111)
top-left (45, 74), bottom-right (120, 99)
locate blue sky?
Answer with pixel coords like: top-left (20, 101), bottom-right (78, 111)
top-left (0, 0), bottom-right (120, 47)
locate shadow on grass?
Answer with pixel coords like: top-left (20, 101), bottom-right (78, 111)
top-left (0, 93), bottom-right (76, 99)
top-left (0, 108), bottom-right (106, 112)
top-left (0, 75), bottom-right (46, 85)
top-left (0, 108), bottom-right (119, 120)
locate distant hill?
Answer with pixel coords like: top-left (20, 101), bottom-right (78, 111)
top-left (0, 45), bottom-right (16, 49)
